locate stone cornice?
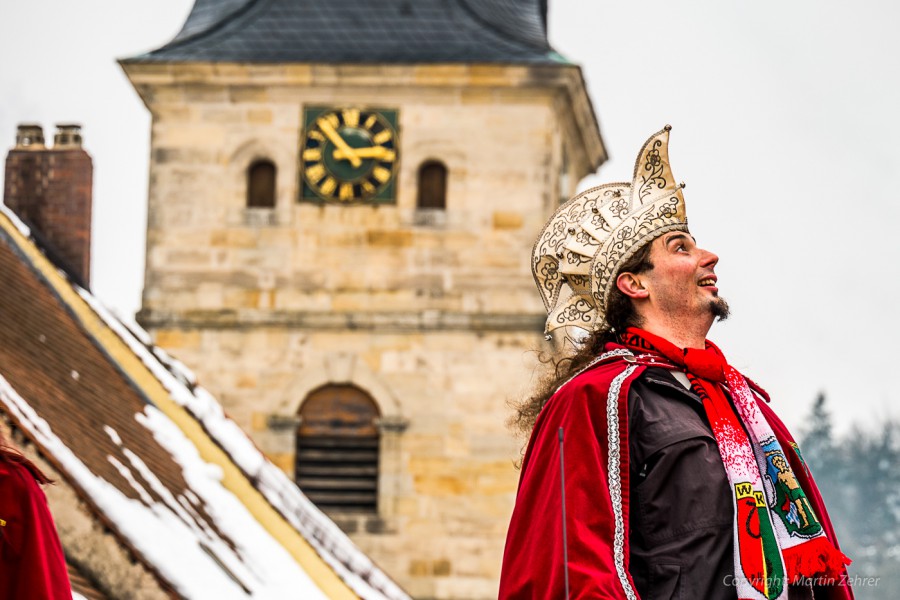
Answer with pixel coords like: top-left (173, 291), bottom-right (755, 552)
top-left (137, 308), bottom-right (546, 333)
top-left (124, 61), bottom-right (569, 89)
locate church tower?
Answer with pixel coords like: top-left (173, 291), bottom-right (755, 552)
top-left (122, 1), bottom-right (605, 597)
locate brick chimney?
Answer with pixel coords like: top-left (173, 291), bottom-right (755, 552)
top-left (4, 123), bottom-right (93, 287)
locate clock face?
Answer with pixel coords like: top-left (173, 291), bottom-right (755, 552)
top-left (300, 107), bottom-right (399, 203)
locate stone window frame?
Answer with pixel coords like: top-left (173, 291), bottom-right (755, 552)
top-left (267, 354), bottom-right (408, 534)
top-left (226, 138), bottom-right (294, 227)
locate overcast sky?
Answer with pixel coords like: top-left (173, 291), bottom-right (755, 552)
top-left (1, 0), bottom-right (898, 433)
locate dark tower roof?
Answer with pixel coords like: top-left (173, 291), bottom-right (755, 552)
top-left (126, 0), bottom-right (566, 65)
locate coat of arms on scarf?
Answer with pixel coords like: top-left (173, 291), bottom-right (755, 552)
top-left (763, 438), bottom-right (823, 537)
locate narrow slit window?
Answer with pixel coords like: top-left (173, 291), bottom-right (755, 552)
top-left (247, 160), bottom-right (276, 208)
top-left (296, 385), bottom-right (380, 513)
top-left (417, 160), bottom-right (447, 210)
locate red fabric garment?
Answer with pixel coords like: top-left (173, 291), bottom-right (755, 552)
top-left (0, 459), bottom-right (72, 600)
top-left (500, 343), bottom-right (854, 600)
top-left (499, 358), bottom-right (646, 599)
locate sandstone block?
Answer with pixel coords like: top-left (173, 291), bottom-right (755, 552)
top-left (247, 109), bottom-right (273, 124)
top-left (267, 452), bottom-right (294, 474)
top-left (409, 560), bottom-right (430, 577)
top-left (492, 211), bottom-right (524, 230)
top-left (229, 86), bottom-right (270, 103)
top-left (367, 230), bottom-right (413, 247)
top-left (152, 329), bottom-right (200, 350)
top-left (433, 559), bottom-right (452, 577)
top-left (251, 411), bottom-right (268, 431)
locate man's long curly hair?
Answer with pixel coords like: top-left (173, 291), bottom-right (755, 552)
top-left (510, 242), bottom-right (654, 437)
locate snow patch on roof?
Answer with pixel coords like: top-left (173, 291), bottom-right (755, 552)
top-left (107, 454), bottom-right (155, 506)
top-left (103, 424), bottom-right (122, 445)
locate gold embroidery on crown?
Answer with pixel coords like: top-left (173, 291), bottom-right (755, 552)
top-left (532, 126), bottom-right (689, 337)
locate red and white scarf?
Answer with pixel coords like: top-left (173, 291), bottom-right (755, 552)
top-left (621, 328), bottom-right (849, 600)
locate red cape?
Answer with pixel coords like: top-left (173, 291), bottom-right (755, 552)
top-left (0, 460), bottom-right (72, 600)
top-left (499, 357), bottom-right (853, 599)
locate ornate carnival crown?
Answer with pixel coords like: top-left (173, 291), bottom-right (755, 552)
top-left (532, 125), bottom-right (689, 338)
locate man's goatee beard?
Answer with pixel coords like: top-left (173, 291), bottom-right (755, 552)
top-left (711, 297), bottom-right (730, 322)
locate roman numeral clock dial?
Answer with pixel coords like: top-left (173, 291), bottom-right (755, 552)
top-left (300, 107), bottom-right (399, 203)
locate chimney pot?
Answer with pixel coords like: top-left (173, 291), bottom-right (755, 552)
top-left (54, 123), bottom-right (83, 149)
top-left (15, 124), bottom-right (45, 149)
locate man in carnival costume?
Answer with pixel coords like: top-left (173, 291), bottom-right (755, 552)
top-left (499, 126), bottom-right (852, 599)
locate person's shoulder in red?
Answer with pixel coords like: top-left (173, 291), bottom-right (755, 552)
top-left (537, 358), bottom-right (637, 424)
top-left (0, 458), bottom-right (72, 600)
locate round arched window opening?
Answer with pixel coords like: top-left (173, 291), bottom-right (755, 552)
top-left (295, 384), bottom-right (380, 513)
top-left (416, 160), bottom-right (447, 210)
top-left (247, 159), bottom-right (276, 208)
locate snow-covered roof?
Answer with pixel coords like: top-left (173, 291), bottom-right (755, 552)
top-left (0, 204), bottom-right (409, 600)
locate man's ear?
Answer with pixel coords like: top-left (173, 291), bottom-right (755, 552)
top-left (616, 272), bottom-right (649, 300)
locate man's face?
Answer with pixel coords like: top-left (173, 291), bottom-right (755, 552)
top-left (642, 231), bottom-right (729, 326)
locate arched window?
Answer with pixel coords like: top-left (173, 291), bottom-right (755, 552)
top-left (416, 160), bottom-right (447, 210)
top-left (247, 160), bottom-right (276, 208)
top-left (296, 385), bottom-right (380, 513)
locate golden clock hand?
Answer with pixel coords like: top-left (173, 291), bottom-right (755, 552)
top-left (333, 147), bottom-right (393, 160)
top-left (317, 118), bottom-right (362, 168)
